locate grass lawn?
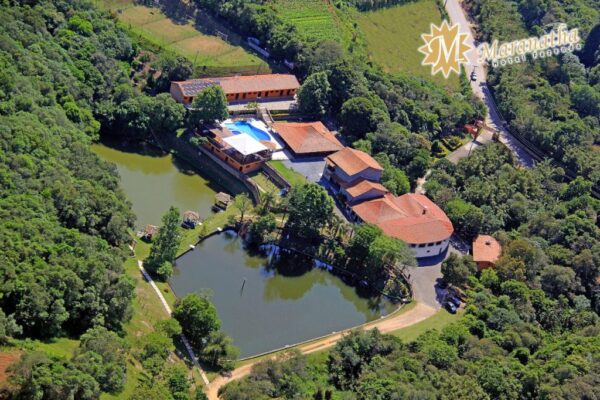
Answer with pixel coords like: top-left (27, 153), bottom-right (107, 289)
top-left (358, 0), bottom-right (460, 91)
top-left (267, 161), bottom-right (307, 187)
top-left (249, 171), bottom-right (281, 194)
top-left (391, 308), bottom-right (462, 343)
top-left (98, 1), bottom-right (269, 76)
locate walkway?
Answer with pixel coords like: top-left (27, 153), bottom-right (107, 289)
top-left (443, 0), bottom-right (536, 168)
top-left (228, 99), bottom-right (297, 112)
top-left (205, 302), bottom-right (438, 400)
top-left (137, 260), bottom-right (210, 386)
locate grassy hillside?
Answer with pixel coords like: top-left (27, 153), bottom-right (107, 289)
top-left (358, 0), bottom-right (460, 90)
top-left (270, 0), bottom-right (346, 44)
top-left (100, 1), bottom-right (270, 76)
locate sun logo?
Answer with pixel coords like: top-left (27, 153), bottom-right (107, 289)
top-left (418, 20), bottom-right (472, 78)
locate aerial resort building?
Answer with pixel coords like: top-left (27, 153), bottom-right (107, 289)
top-left (351, 193), bottom-right (454, 259)
top-left (272, 121), bottom-right (343, 157)
top-left (323, 147), bottom-right (453, 259)
top-left (323, 147), bottom-right (383, 190)
top-left (170, 74), bottom-right (300, 105)
top-left (472, 235), bottom-right (502, 270)
top-left (202, 125), bottom-right (272, 173)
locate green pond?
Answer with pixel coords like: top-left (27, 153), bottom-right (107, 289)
top-left (92, 140), bottom-right (245, 228)
top-left (170, 233), bottom-right (396, 358)
top-left (93, 140), bottom-right (395, 358)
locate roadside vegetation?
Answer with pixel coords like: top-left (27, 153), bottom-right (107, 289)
top-left (466, 0), bottom-right (600, 188)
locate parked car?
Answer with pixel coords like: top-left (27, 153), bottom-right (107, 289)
top-left (445, 301), bottom-right (457, 314)
top-left (448, 296), bottom-right (461, 307)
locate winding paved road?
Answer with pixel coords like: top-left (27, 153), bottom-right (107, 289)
top-left (444, 0), bottom-right (536, 168)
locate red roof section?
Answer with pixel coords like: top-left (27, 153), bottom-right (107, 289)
top-left (352, 193), bottom-right (454, 244)
top-left (472, 235), bottom-right (502, 263)
top-left (273, 121), bottom-right (343, 155)
top-left (345, 180), bottom-right (389, 198)
top-left (326, 148), bottom-right (382, 177)
top-left (174, 74), bottom-right (300, 96)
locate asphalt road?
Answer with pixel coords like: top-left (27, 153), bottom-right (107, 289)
top-left (444, 0), bottom-right (536, 168)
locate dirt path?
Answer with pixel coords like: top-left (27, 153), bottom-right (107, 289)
top-left (205, 302), bottom-right (437, 399)
top-left (137, 260), bottom-right (210, 386)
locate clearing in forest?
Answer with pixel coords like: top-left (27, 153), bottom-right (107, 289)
top-left (99, 0), bottom-right (270, 76)
top-left (358, 0), bottom-right (460, 90)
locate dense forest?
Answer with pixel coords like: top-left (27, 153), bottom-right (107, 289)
top-left (0, 1), bottom-right (196, 398)
top-left (0, 0), bottom-right (136, 341)
top-left (467, 0), bottom-right (600, 186)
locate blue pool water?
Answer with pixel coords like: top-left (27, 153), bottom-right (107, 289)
top-left (224, 121), bottom-right (271, 142)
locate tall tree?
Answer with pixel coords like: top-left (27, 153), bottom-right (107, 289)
top-left (234, 193), bottom-right (252, 223)
top-left (297, 71), bottom-right (331, 117)
top-left (172, 294), bottom-right (221, 352)
top-left (441, 254), bottom-right (477, 287)
top-left (284, 184), bottom-right (334, 242)
top-left (146, 206), bottom-right (182, 280)
top-left (189, 85), bottom-right (229, 127)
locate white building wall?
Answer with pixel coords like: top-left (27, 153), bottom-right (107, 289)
top-left (409, 238), bottom-right (450, 259)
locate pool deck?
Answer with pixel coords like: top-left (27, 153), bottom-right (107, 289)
top-left (222, 119), bottom-right (283, 151)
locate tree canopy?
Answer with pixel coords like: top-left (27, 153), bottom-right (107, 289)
top-left (189, 85), bottom-right (229, 127)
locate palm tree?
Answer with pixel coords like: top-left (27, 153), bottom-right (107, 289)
top-left (328, 214), bottom-right (343, 239)
top-left (259, 189), bottom-right (276, 214)
top-left (234, 193), bottom-right (252, 223)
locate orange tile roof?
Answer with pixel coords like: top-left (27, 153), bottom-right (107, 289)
top-left (273, 121), bottom-right (343, 155)
top-left (472, 235), bottom-right (502, 263)
top-left (326, 148), bottom-right (382, 177)
top-left (345, 180), bottom-right (389, 198)
top-left (352, 193), bottom-right (454, 244)
top-left (174, 74), bottom-right (300, 97)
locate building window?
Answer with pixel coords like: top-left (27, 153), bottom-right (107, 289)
top-left (418, 244), bottom-right (426, 248)
top-left (435, 241), bottom-right (442, 245)
top-left (427, 243), bottom-right (434, 247)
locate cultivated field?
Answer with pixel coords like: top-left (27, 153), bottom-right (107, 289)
top-left (100, 1), bottom-right (270, 76)
top-left (358, 0), bottom-right (460, 90)
top-left (270, 0), bottom-right (345, 44)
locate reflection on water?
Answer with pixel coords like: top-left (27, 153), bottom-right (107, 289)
top-left (170, 232), bottom-right (396, 358)
top-left (91, 139), bottom-right (245, 227)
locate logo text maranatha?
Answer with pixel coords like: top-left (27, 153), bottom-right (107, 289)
top-left (479, 25), bottom-right (581, 67)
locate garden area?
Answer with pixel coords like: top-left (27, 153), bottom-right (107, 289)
top-left (99, 0), bottom-right (270, 76)
top-left (270, 0), bottom-right (346, 44)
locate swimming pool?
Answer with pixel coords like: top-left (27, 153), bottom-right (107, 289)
top-left (224, 120), bottom-right (271, 142)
